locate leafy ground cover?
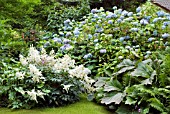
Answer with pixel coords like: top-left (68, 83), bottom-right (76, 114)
top-left (0, 95), bottom-right (111, 114)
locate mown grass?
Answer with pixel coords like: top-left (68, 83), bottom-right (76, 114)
top-left (0, 95), bottom-right (112, 114)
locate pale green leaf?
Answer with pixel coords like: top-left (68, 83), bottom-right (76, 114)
top-left (125, 97), bottom-right (137, 105)
top-left (101, 93), bottom-right (124, 105)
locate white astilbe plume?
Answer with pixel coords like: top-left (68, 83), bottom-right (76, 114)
top-left (19, 54), bottom-right (28, 66)
top-left (27, 89), bottom-right (46, 103)
top-left (53, 55), bottom-right (75, 72)
top-left (27, 89), bottom-right (38, 103)
top-left (68, 65), bottom-right (91, 79)
top-left (29, 64), bottom-right (44, 82)
top-left (16, 71), bottom-right (25, 80)
top-left (61, 84), bottom-right (73, 93)
top-left (68, 65), bottom-right (95, 92)
top-left (27, 46), bottom-right (41, 64)
top-left (37, 90), bottom-right (46, 100)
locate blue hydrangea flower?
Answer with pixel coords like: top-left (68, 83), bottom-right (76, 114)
top-left (125, 35), bottom-right (130, 40)
top-left (162, 33), bottom-right (170, 38)
top-left (91, 9), bottom-right (98, 13)
top-left (117, 9), bottom-right (123, 14)
top-left (144, 16), bottom-right (152, 21)
top-left (153, 30), bottom-right (158, 36)
top-left (106, 12), bottom-right (117, 18)
top-left (98, 20), bottom-right (102, 23)
top-left (120, 16), bottom-right (125, 20)
top-left (152, 18), bottom-right (159, 23)
top-left (63, 39), bottom-right (71, 44)
top-left (117, 19), bottom-right (122, 23)
top-left (101, 13), bottom-right (106, 17)
top-left (53, 38), bottom-right (62, 43)
top-left (148, 37), bottom-right (155, 42)
top-left (108, 20), bottom-right (113, 24)
top-left (121, 10), bottom-right (128, 16)
top-left (60, 44), bottom-right (72, 51)
top-left (100, 49), bottom-right (107, 53)
top-left (83, 53), bottom-right (92, 59)
top-left (88, 34), bottom-right (93, 39)
top-left (157, 11), bottom-right (165, 17)
top-left (130, 28), bottom-right (138, 32)
top-left (94, 39), bottom-right (98, 43)
top-left (163, 21), bottom-right (170, 26)
top-left (73, 28), bottom-right (80, 36)
top-left (140, 19), bottom-right (149, 25)
top-left (95, 28), bottom-right (104, 33)
top-left (127, 12), bottom-right (133, 17)
top-left (95, 24), bottom-right (100, 28)
top-left (91, 18), bottom-right (96, 22)
top-left (93, 14), bottom-right (99, 18)
top-left (136, 7), bottom-right (141, 13)
top-left (94, 33), bottom-right (99, 37)
top-left (65, 32), bottom-right (72, 37)
top-left (119, 37), bottom-right (125, 42)
top-left (43, 42), bottom-right (50, 48)
top-left (64, 19), bottom-right (71, 25)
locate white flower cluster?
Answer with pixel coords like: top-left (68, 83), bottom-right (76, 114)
top-left (69, 65), bottom-right (95, 92)
top-left (19, 46), bottom-right (56, 67)
top-left (16, 72), bottom-right (25, 80)
top-left (29, 64), bottom-right (45, 83)
top-left (27, 89), bottom-right (46, 103)
top-left (53, 55), bottom-right (75, 73)
top-left (18, 46), bottom-right (95, 93)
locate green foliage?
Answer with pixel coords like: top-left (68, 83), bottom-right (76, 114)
top-left (47, 0), bottom-right (90, 32)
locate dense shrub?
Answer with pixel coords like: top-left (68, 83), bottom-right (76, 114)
top-left (0, 46), bottom-right (94, 109)
top-left (47, 0), bottom-right (90, 33)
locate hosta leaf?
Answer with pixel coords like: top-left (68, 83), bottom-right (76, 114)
top-left (104, 85), bottom-right (120, 92)
top-left (141, 71), bottom-right (156, 85)
top-left (131, 62), bottom-right (153, 77)
top-left (94, 77), bottom-right (108, 88)
top-left (125, 97), bottom-right (137, 105)
top-left (115, 66), bottom-right (135, 75)
top-left (101, 93), bottom-right (124, 105)
top-left (117, 59), bottom-right (134, 68)
top-left (141, 78), bottom-right (152, 85)
top-left (142, 59), bottom-right (152, 64)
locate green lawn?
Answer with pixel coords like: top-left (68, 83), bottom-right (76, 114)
top-left (0, 95), bottom-right (112, 114)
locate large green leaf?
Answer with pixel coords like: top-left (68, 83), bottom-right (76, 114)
top-left (114, 66), bottom-right (135, 75)
top-left (131, 62), bottom-right (153, 78)
top-left (125, 96), bottom-right (137, 105)
top-left (117, 59), bottom-right (134, 68)
top-left (103, 79), bottom-right (123, 92)
top-left (101, 92), bottom-right (125, 105)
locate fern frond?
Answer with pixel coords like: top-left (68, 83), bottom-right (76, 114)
top-left (148, 98), bottom-right (165, 112)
